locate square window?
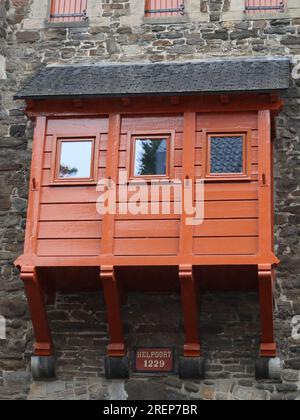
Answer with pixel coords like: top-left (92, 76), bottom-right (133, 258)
top-left (204, 132), bottom-right (251, 181)
top-left (50, 136), bottom-right (99, 185)
top-left (128, 133), bottom-right (174, 180)
top-left (59, 140), bottom-right (93, 179)
top-left (210, 136), bottom-right (243, 174)
top-left (134, 138), bottom-right (167, 177)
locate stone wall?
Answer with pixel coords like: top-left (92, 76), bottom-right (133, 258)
top-left (0, 0), bottom-right (299, 400)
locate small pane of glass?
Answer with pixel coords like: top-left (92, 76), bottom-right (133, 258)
top-left (59, 140), bottom-right (93, 179)
top-left (134, 138), bottom-right (167, 177)
top-left (210, 136), bottom-right (243, 174)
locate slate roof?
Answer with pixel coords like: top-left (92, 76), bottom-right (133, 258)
top-left (14, 57), bottom-right (290, 100)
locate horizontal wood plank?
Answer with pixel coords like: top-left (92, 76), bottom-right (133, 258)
top-left (193, 236), bottom-right (258, 255)
top-left (121, 115), bottom-right (183, 132)
top-left (40, 184), bottom-right (258, 204)
top-left (38, 221), bottom-right (102, 239)
top-left (115, 219), bottom-right (180, 238)
top-left (46, 118), bottom-right (108, 136)
top-left (40, 204), bottom-right (102, 221)
top-left (37, 239), bottom-right (101, 256)
top-left (194, 218), bottom-right (258, 237)
top-left (114, 238), bottom-right (179, 256)
top-left (197, 112), bottom-right (258, 130)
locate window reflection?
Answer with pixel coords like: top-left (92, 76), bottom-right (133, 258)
top-left (210, 136), bottom-right (243, 174)
top-left (134, 139), bottom-right (167, 177)
top-left (59, 141), bottom-right (93, 179)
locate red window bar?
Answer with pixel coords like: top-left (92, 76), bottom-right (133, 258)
top-left (245, 0), bottom-right (285, 14)
top-left (145, 0), bottom-right (185, 17)
top-left (50, 0), bottom-right (88, 23)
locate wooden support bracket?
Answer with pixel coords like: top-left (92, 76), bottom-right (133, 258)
top-left (179, 265), bottom-right (201, 358)
top-left (258, 264), bottom-right (277, 357)
top-left (100, 266), bottom-right (126, 357)
top-left (20, 267), bottom-right (53, 357)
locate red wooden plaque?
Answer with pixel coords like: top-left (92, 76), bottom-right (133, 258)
top-left (133, 347), bottom-right (175, 373)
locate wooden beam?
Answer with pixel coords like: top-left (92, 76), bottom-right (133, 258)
top-left (258, 264), bottom-right (276, 357)
top-left (179, 112), bottom-right (196, 257)
top-left (101, 114), bottom-right (121, 255)
top-left (258, 110), bottom-right (278, 263)
top-left (24, 116), bottom-right (47, 256)
top-left (179, 265), bottom-right (201, 357)
top-left (100, 266), bottom-right (126, 357)
top-left (21, 267), bottom-right (53, 357)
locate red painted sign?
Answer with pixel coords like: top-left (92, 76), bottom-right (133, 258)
top-left (134, 347), bottom-right (175, 373)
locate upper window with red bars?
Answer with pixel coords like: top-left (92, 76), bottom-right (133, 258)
top-left (145, 0), bottom-right (185, 17)
top-left (245, 0), bottom-right (285, 14)
top-left (50, 0), bottom-right (88, 23)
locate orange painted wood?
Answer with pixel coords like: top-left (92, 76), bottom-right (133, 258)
top-left (179, 265), bottom-right (201, 357)
top-left (258, 110), bottom-right (276, 261)
top-left (37, 239), bottom-right (101, 256)
top-left (115, 220), bottom-right (180, 238)
top-left (21, 267), bottom-right (53, 356)
top-left (114, 238), bottom-right (179, 256)
top-left (93, 200), bottom-right (258, 220)
top-left (40, 203), bottom-right (101, 221)
top-left (38, 221), bottom-right (102, 239)
top-left (258, 265), bottom-right (276, 357)
top-left (193, 236), bottom-right (258, 255)
top-left (16, 97), bottom-right (280, 284)
top-left (15, 254), bottom-right (279, 270)
top-left (26, 95), bottom-right (282, 119)
top-left (193, 219), bottom-right (258, 237)
top-left (201, 201), bottom-right (258, 219)
top-left (121, 115), bottom-right (183, 133)
top-left (101, 114), bottom-right (121, 255)
top-left (100, 266), bottom-right (126, 357)
top-left (179, 112), bottom-right (196, 257)
top-left (23, 116), bottom-right (47, 255)
top-left (46, 118), bottom-right (108, 135)
top-left (197, 112), bottom-right (258, 130)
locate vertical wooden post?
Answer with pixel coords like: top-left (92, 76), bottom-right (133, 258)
top-left (258, 110), bottom-right (278, 263)
top-left (179, 265), bottom-right (201, 357)
top-left (21, 267), bottom-right (53, 357)
top-left (258, 264), bottom-right (276, 357)
top-left (24, 116), bottom-right (47, 255)
top-left (179, 112), bottom-right (196, 257)
top-left (101, 113), bottom-right (121, 256)
top-left (100, 266), bottom-right (125, 357)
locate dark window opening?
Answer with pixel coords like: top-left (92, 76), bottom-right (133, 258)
top-left (50, 0), bottom-right (88, 23)
top-left (245, 0), bottom-right (285, 14)
top-left (145, 0), bottom-right (185, 17)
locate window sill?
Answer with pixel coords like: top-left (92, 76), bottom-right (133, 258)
top-left (243, 12), bottom-right (289, 20)
top-left (142, 16), bottom-right (189, 25)
top-left (204, 176), bottom-right (252, 182)
top-left (45, 20), bottom-right (90, 29)
top-left (49, 180), bottom-right (97, 186)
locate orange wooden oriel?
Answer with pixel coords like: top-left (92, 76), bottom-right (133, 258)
top-left (15, 93), bottom-right (281, 368)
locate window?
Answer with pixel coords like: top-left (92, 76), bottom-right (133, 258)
top-left (128, 132), bottom-right (174, 180)
top-left (145, 0), bottom-right (185, 17)
top-left (50, 136), bottom-right (99, 184)
top-left (204, 131), bottom-right (251, 181)
top-left (50, 0), bottom-right (88, 23)
top-left (245, 0), bottom-right (285, 14)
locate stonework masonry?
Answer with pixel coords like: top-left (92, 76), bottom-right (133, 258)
top-left (0, 0), bottom-right (300, 400)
